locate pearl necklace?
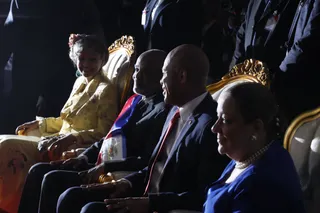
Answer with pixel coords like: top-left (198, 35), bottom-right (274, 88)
top-left (235, 142), bottom-right (273, 169)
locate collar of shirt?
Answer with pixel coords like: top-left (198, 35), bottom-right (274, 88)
top-left (179, 92), bottom-right (207, 122)
top-left (142, 93), bottom-right (157, 104)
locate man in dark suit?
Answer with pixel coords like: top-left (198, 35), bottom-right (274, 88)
top-left (230, 0), bottom-right (299, 73)
top-left (58, 44), bottom-right (230, 213)
top-left (275, 0), bottom-right (320, 122)
top-left (142, 0), bottom-right (203, 53)
top-left (17, 50), bottom-right (170, 213)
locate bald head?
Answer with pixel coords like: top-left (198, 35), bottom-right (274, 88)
top-left (160, 44), bottom-right (209, 106)
top-left (166, 44), bottom-right (209, 87)
top-left (133, 49), bottom-right (167, 97)
top-left (138, 49), bottom-right (167, 80)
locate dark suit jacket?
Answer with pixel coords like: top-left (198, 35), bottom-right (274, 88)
top-left (231, 0), bottom-right (299, 71)
top-left (280, 0), bottom-right (320, 73)
top-left (276, 0), bottom-right (320, 122)
top-left (81, 93), bottom-right (170, 172)
top-left (201, 21), bottom-right (226, 83)
top-left (125, 94), bottom-right (230, 212)
top-left (143, 0), bottom-right (203, 52)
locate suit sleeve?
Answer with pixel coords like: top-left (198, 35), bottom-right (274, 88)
top-left (80, 138), bottom-right (104, 164)
top-left (148, 121), bottom-right (230, 212)
top-left (279, 0), bottom-right (320, 74)
top-left (72, 83), bottom-right (119, 145)
top-left (229, 21), bottom-right (246, 69)
top-left (124, 167), bottom-right (149, 196)
top-left (229, 0), bottom-right (254, 69)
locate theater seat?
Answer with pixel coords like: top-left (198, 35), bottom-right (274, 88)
top-left (284, 107), bottom-right (320, 213)
top-left (206, 59), bottom-right (270, 100)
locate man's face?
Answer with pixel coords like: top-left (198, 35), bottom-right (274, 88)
top-left (132, 56), bottom-right (149, 96)
top-left (160, 57), bottom-right (180, 105)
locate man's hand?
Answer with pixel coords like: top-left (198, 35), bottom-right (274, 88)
top-left (50, 156), bottom-right (88, 170)
top-left (81, 179), bottom-right (131, 198)
top-left (15, 120), bottom-right (39, 135)
top-left (47, 134), bottom-right (77, 160)
top-left (105, 197), bottom-right (149, 213)
top-left (78, 163), bottom-right (105, 184)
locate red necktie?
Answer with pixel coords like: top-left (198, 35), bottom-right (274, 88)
top-left (143, 109), bottom-right (180, 195)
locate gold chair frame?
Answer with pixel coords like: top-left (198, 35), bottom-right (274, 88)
top-left (107, 35), bottom-right (135, 108)
top-left (206, 59), bottom-right (270, 94)
top-left (284, 107), bottom-right (320, 151)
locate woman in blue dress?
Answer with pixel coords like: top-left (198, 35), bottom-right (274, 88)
top-left (204, 82), bottom-right (305, 213)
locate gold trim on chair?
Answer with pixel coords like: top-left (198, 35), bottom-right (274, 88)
top-left (207, 59), bottom-right (270, 94)
top-left (108, 35), bottom-right (135, 56)
top-left (284, 107), bottom-right (320, 151)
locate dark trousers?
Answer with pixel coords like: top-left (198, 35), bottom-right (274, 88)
top-left (57, 186), bottom-right (113, 213)
top-left (18, 162), bottom-right (93, 213)
top-left (81, 202), bottom-right (109, 213)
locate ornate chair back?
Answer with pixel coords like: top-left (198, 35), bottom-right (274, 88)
top-left (207, 59), bottom-right (270, 100)
top-left (284, 107), bottom-right (320, 213)
top-left (102, 35), bottom-right (135, 109)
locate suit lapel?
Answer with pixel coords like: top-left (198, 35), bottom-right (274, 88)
top-left (163, 116), bottom-right (196, 169)
top-left (148, 107), bottom-right (178, 162)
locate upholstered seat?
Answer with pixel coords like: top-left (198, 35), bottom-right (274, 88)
top-left (206, 59), bottom-right (270, 100)
top-left (284, 107), bottom-right (320, 213)
top-left (102, 35), bottom-right (135, 109)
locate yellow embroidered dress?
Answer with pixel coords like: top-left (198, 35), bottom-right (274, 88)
top-left (0, 72), bottom-right (118, 213)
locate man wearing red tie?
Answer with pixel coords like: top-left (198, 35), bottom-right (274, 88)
top-left (66, 44), bottom-right (229, 213)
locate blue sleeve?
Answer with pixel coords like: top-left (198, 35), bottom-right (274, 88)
top-left (231, 177), bottom-right (301, 213)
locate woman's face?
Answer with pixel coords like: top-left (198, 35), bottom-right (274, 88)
top-left (76, 48), bottom-right (104, 77)
top-left (211, 92), bottom-right (255, 160)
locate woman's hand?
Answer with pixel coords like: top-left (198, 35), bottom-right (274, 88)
top-left (15, 120), bottom-right (39, 135)
top-left (47, 134), bottom-right (77, 161)
top-left (105, 197), bottom-right (149, 213)
top-left (78, 163), bottom-right (105, 184)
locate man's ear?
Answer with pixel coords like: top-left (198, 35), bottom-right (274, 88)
top-left (179, 69), bottom-right (187, 84)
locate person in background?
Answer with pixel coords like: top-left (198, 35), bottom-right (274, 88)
top-left (203, 82), bottom-right (305, 213)
top-left (229, 0), bottom-right (299, 74)
top-left (201, 0), bottom-right (225, 84)
top-left (0, 34), bottom-right (118, 213)
top-left (18, 49), bottom-right (170, 213)
top-left (76, 44), bottom-right (229, 213)
top-left (275, 0), bottom-right (320, 123)
top-left (141, 0), bottom-right (203, 52)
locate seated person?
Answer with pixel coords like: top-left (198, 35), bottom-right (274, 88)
top-left (0, 34), bottom-right (118, 213)
top-left (18, 49), bottom-right (171, 213)
top-left (58, 44), bottom-right (230, 213)
top-left (203, 83), bottom-right (305, 213)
